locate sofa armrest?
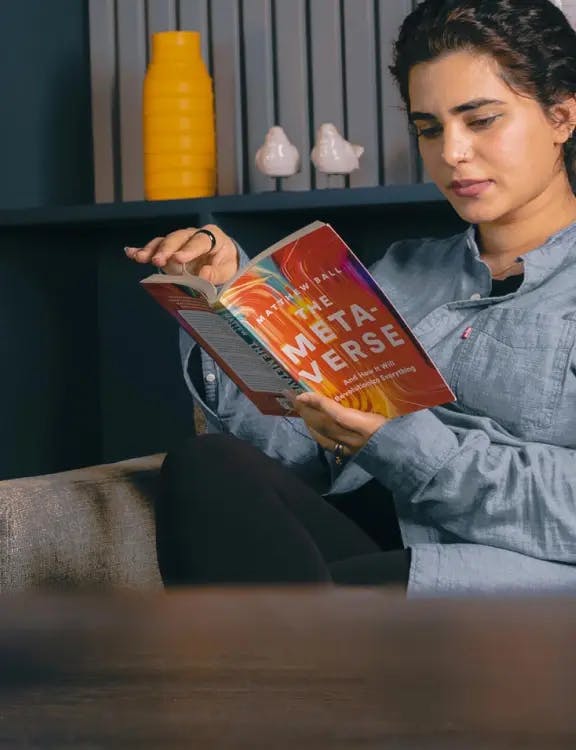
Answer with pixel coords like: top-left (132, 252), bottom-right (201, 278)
top-left (0, 455), bottom-right (165, 592)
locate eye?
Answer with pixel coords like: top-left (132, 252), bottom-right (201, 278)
top-left (414, 114), bottom-right (501, 140)
top-left (469, 115), bottom-right (500, 129)
top-left (414, 125), bottom-right (442, 140)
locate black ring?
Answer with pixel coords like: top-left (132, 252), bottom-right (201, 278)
top-left (192, 228), bottom-right (217, 251)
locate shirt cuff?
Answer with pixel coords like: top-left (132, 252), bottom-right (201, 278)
top-left (353, 409), bottom-right (457, 498)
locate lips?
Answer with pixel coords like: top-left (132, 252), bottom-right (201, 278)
top-left (449, 179), bottom-right (493, 198)
top-left (450, 179), bottom-right (490, 188)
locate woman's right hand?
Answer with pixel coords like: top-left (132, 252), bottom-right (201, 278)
top-left (124, 224), bottom-right (239, 286)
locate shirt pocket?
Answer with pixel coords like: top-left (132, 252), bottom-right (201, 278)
top-left (450, 309), bottom-right (576, 436)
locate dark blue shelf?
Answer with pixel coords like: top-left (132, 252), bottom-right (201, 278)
top-left (0, 183), bottom-right (446, 229)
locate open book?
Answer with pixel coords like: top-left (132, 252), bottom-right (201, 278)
top-left (141, 220), bottom-right (455, 416)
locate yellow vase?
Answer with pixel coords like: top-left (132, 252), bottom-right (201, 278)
top-left (143, 31), bottom-right (216, 200)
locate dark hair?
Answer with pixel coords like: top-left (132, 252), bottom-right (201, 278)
top-left (390, 0), bottom-right (576, 189)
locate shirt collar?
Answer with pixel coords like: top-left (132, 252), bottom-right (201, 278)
top-left (464, 219), bottom-right (576, 286)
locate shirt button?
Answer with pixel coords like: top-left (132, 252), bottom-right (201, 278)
top-left (205, 373), bottom-right (216, 383)
top-left (469, 292), bottom-right (482, 301)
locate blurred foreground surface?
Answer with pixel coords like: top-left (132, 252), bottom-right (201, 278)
top-left (0, 587), bottom-right (575, 749)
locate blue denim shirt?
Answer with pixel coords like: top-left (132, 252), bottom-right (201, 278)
top-left (179, 220), bottom-right (576, 597)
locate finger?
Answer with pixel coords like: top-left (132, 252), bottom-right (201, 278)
top-left (198, 224), bottom-right (223, 255)
top-left (290, 394), bottom-right (331, 425)
top-left (295, 394), bottom-right (386, 446)
top-left (307, 425), bottom-right (354, 456)
top-left (196, 264), bottom-right (217, 283)
top-left (172, 246), bottom-right (214, 275)
top-left (180, 230), bottom-right (219, 260)
top-left (163, 257), bottom-right (188, 276)
top-left (282, 389), bottom-right (299, 406)
top-left (294, 400), bottom-right (360, 446)
top-left (306, 425), bottom-right (334, 452)
top-left (149, 228), bottom-right (199, 267)
top-left (170, 225), bottom-right (225, 266)
top-left (295, 392), bottom-right (368, 433)
top-left (175, 239), bottom-right (238, 284)
top-left (196, 257), bottom-right (241, 286)
top-left (125, 237), bottom-right (164, 264)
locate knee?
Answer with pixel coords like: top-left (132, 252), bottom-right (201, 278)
top-left (161, 433), bottom-right (249, 479)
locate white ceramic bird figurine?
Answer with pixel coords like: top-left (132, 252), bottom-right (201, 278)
top-left (255, 126), bottom-right (301, 177)
top-left (310, 123), bottom-right (364, 175)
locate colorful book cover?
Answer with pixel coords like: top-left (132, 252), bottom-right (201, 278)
top-left (219, 223), bottom-right (455, 418)
top-left (142, 281), bottom-right (302, 415)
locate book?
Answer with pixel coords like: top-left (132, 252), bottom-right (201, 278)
top-left (141, 220), bottom-right (456, 417)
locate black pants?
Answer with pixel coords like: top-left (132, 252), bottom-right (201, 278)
top-left (157, 434), bottom-right (410, 588)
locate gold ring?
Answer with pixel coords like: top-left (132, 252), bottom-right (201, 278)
top-left (334, 441), bottom-right (346, 466)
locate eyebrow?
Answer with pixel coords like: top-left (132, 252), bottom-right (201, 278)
top-left (409, 98), bottom-right (506, 123)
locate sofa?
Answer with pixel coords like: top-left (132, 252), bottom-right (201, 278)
top-left (4, 443), bottom-right (575, 597)
top-left (0, 454), bottom-right (165, 592)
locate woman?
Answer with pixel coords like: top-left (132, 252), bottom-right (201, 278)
top-left (126, 0), bottom-right (576, 596)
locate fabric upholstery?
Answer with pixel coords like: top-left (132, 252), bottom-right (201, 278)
top-left (0, 454), bottom-right (164, 591)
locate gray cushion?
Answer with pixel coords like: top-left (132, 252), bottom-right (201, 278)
top-left (0, 454), bottom-right (164, 591)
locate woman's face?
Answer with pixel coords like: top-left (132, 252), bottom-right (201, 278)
top-left (408, 50), bottom-right (569, 225)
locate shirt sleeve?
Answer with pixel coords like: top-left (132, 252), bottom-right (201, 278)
top-left (353, 409), bottom-right (576, 562)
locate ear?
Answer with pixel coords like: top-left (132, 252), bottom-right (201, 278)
top-left (549, 94), bottom-right (576, 144)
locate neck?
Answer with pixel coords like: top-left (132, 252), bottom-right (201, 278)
top-left (476, 175), bottom-right (576, 277)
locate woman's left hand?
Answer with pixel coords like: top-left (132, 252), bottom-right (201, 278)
top-left (287, 392), bottom-right (389, 458)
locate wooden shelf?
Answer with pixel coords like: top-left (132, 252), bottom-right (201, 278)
top-left (0, 183), bottom-right (446, 229)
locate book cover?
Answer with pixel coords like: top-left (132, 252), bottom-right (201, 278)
top-left (142, 281), bottom-right (302, 415)
top-left (141, 221), bottom-right (455, 418)
top-left (219, 223), bottom-right (455, 418)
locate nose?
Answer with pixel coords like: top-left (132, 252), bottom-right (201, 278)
top-left (441, 125), bottom-right (473, 167)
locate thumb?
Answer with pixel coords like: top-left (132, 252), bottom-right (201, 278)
top-left (296, 392), bottom-right (367, 431)
top-left (163, 258), bottom-right (185, 275)
top-left (197, 264), bottom-right (216, 283)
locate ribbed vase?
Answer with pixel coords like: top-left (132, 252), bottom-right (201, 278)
top-left (143, 31), bottom-right (216, 200)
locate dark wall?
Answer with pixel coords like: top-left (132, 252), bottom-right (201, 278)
top-left (0, 217), bottom-right (200, 481)
top-left (0, 0), bottom-right (98, 478)
top-left (0, 2), bottom-right (466, 480)
top-left (96, 218), bottom-right (203, 466)
top-left (0, 227), bottom-right (100, 478)
top-left (0, 0), bottom-right (93, 209)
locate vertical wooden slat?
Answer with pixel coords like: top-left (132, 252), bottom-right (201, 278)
top-left (274, 0), bottom-right (311, 191)
top-left (343, 0), bottom-right (379, 188)
top-left (309, 0), bottom-right (346, 190)
top-left (211, 0), bottom-right (244, 195)
top-left (146, 0), bottom-right (177, 46)
top-left (242, 0), bottom-right (276, 193)
top-left (117, 1), bottom-right (147, 201)
top-left (88, 0), bottom-right (117, 203)
top-left (178, 0), bottom-right (210, 68)
top-left (378, 0), bottom-right (418, 185)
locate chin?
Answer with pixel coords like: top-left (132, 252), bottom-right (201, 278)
top-left (435, 182), bottom-right (509, 224)
top-left (446, 196), bottom-right (506, 226)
